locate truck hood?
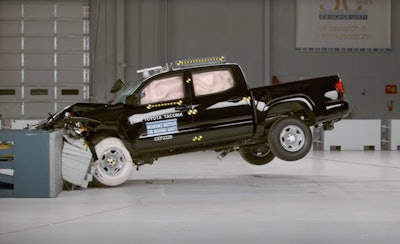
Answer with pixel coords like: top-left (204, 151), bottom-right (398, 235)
top-left (37, 102), bottom-right (110, 130)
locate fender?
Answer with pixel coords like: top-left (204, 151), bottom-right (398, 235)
top-left (264, 95), bottom-right (315, 128)
top-left (265, 94), bottom-right (315, 113)
top-left (64, 116), bottom-right (124, 139)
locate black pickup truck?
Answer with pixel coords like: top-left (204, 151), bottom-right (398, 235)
top-left (39, 56), bottom-right (349, 186)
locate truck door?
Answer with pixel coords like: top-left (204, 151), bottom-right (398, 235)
top-left (128, 73), bottom-right (195, 153)
top-left (188, 66), bottom-right (254, 145)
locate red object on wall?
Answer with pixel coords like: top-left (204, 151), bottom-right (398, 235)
top-left (388, 100), bottom-right (393, 112)
top-left (385, 84), bottom-right (397, 94)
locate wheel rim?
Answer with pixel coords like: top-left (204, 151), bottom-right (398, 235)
top-left (279, 125), bottom-right (305, 152)
top-left (98, 147), bottom-right (127, 176)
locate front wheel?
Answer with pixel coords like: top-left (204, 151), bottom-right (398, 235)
top-left (239, 145), bottom-right (275, 165)
top-left (93, 137), bottom-right (134, 186)
top-left (267, 118), bottom-right (312, 161)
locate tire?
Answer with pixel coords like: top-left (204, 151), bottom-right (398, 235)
top-left (267, 118), bottom-right (312, 161)
top-left (239, 145), bottom-right (276, 165)
top-left (93, 137), bottom-right (134, 186)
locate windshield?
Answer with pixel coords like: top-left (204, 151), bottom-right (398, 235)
top-left (112, 81), bottom-right (142, 104)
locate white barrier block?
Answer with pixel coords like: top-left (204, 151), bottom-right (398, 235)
top-left (324, 120), bottom-right (381, 150)
top-left (11, 119), bottom-right (42, 129)
top-left (390, 120), bottom-right (400, 151)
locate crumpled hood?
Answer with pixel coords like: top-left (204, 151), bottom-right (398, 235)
top-left (37, 102), bottom-right (109, 130)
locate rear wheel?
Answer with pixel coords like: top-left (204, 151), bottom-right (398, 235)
top-left (93, 137), bottom-right (134, 186)
top-left (240, 144), bottom-right (275, 165)
top-left (268, 118), bottom-right (312, 161)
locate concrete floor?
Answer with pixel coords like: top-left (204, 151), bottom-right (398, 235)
top-left (1, 151), bottom-right (400, 244)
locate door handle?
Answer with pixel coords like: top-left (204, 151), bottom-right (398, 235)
top-left (228, 96), bottom-right (242, 103)
top-left (175, 104), bottom-right (189, 111)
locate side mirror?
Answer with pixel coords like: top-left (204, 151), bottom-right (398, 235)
top-left (110, 79), bottom-right (125, 93)
top-left (126, 94), bottom-right (139, 105)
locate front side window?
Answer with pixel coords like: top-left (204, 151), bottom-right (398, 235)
top-left (140, 75), bottom-right (184, 105)
top-left (192, 69), bottom-right (235, 96)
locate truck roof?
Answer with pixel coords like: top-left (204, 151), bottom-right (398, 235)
top-left (136, 56), bottom-right (228, 80)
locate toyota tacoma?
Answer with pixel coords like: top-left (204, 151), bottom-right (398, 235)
top-left (38, 56), bottom-right (349, 186)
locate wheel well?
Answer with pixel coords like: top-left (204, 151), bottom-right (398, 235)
top-left (267, 101), bottom-right (314, 126)
top-left (87, 130), bottom-right (119, 146)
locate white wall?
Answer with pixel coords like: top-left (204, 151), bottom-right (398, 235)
top-left (90, 0), bottom-right (400, 119)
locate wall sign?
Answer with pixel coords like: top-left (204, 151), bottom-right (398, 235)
top-left (385, 85), bottom-right (397, 94)
top-left (296, 0), bottom-right (391, 52)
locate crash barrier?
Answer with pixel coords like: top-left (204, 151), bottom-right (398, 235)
top-left (11, 119), bottom-right (42, 129)
top-left (313, 119), bottom-right (400, 151)
top-left (0, 130), bottom-right (63, 198)
top-left (61, 135), bottom-right (93, 188)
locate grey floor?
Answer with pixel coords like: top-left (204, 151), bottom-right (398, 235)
top-left (1, 151), bottom-right (400, 244)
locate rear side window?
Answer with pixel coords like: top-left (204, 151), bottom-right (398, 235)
top-left (140, 75), bottom-right (184, 105)
top-left (192, 69), bottom-right (235, 96)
